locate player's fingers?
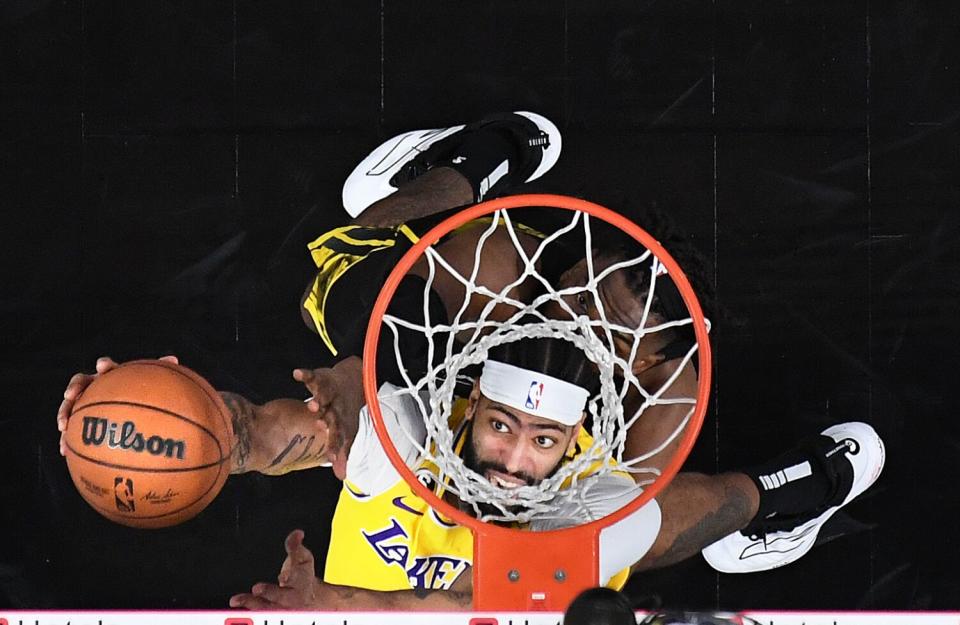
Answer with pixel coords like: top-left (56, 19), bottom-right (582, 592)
top-left (94, 356), bottom-right (117, 374)
top-left (321, 408), bottom-right (345, 451)
top-left (229, 592), bottom-right (275, 610)
top-left (284, 529), bottom-right (305, 553)
top-left (294, 367), bottom-right (336, 398)
top-left (293, 368), bottom-right (322, 388)
top-left (65, 372), bottom-right (88, 391)
top-left (59, 433), bottom-right (66, 457)
top-left (158, 355), bottom-right (179, 364)
top-left (285, 531), bottom-right (315, 566)
top-left (277, 562), bottom-right (291, 586)
top-left (314, 418), bottom-right (330, 437)
top-left (57, 398), bottom-right (73, 429)
top-left (332, 449), bottom-right (348, 481)
top-left (63, 373), bottom-right (92, 401)
top-left (316, 413), bottom-right (343, 469)
top-left (251, 582), bottom-right (295, 605)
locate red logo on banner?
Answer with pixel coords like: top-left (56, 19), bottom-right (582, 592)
top-left (0, 618), bottom-right (9, 625)
top-left (224, 618), bottom-right (253, 625)
top-left (468, 618), bottom-right (498, 625)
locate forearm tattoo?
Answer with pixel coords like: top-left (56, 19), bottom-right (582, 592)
top-left (220, 392), bottom-right (256, 473)
top-left (267, 433), bottom-right (327, 470)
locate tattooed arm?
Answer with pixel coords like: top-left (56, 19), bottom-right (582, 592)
top-left (55, 355), bottom-right (362, 478)
top-left (222, 356), bottom-right (365, 477)
top-left (219, 393), bottom-right (330, 476)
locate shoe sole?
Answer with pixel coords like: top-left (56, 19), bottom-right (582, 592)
top-left (701, 421), bottom-right (885, 573)
top-left (341, 111), bottom-right (562, 218)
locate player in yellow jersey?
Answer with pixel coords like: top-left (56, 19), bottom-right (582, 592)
top-left (229, 333), bottom-right (660, 609)
top-left (318, 335), bottom-right (656, 595)
top-left (56, 112), bottom-right (886, 610)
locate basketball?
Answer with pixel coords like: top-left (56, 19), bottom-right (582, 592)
top-left (63, 359), bottom-right (234, 529)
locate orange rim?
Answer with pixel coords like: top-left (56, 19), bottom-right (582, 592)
top-left (362, 193), bottom-right (711, 603)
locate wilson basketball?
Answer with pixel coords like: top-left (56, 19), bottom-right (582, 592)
top-left (63, 359), bottom-right (234, 528)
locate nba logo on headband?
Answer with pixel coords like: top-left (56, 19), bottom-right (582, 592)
top-left (480, 361), bottom-right (587, 426)
top-left (525, 381), bottom-right (544, 410)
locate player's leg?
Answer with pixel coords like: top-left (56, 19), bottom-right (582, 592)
top-left (636, 421), bottom-right (884, 573)
top-left (344, 111), bottom-right (562, 226)
top-left (352, 167), bottom-right (474, 228)
top-left (634, 472), bottom-right (758, 571)
top-left (700, 421), bottom-right (884, 573)
top-left (303, 113), bottom-right (558, 356)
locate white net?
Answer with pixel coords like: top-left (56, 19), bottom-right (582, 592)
top-left (372, 206), bottom-right (710, 525)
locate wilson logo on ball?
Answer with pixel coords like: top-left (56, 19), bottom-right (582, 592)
top-left (81, 416), bottom-right (187, 460)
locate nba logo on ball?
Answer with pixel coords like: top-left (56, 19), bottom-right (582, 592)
top-left (525, 381), bottom-right (544, 410)
top-left (114, 476), bottom-right (135, 512)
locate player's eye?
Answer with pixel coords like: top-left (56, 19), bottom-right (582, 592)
top-left (576, 293), bottom-right (588, 309)
top-left (535, 436), bottom-right (556, 449)
top-left (491, 420), bottom-right (509, 433)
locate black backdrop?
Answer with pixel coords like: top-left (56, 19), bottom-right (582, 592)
top-left (3, 0), bottom-right (959, 611)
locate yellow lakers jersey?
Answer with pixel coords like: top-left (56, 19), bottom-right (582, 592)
top-left (322, 386), bottom-right (638, 592)
top-left (324, 474), bottom-right (475, 590)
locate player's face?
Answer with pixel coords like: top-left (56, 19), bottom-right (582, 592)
top-left (463, 388), bottom-right (581, 488)
top-left (550, 255), bottom-right (668, 372)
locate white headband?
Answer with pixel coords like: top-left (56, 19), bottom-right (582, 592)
top-left (478, 360), bottom-right (589, 426)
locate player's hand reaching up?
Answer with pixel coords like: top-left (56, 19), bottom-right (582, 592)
top-left (230, 530), bottom-right (476, 611)
top-left (229, 529), bottom-right (330, 610)
top-left (292, 355), bottom-right (364, 480)
top-left (56, 355), bottom-right (179, 456)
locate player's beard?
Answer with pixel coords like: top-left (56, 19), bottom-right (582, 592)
top-left (460, 420), bottom-right (561, 522)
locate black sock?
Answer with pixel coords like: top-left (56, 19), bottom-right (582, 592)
top-left (436, 130), bottom-right (522, 201)
top-left (742, 435), bottom-right (836, 523)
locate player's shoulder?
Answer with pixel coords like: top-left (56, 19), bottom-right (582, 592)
top-left (345, 383), bottom-right (427, 496)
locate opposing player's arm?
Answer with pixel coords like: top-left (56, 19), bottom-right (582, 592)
top-left (224, 356), bottom-right (365, 477)
top-left (220, 393), bottom-right (330, 476)
top-left (57, 355), bottom-right (364, 479)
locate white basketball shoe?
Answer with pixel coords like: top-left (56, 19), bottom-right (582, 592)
top-left (342, 111), bottom-right (562, 217)
top-left (702, 421), bottom-right (885, 573)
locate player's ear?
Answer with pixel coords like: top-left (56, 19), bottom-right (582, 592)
top-left (465, 381), bottom-right (481, 420)
top-left (566, 413), bottom-right (587, 454)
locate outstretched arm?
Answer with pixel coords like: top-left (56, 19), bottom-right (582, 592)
top-left (224, 356), bottom-right (364, 477)
top-left (221, 393), bottom-right (329, 476)
top-left (58, 356), bottom-right (365, 478)
top-left (229, 530), bottom-right (473, 611)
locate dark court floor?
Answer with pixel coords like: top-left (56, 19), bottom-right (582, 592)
top-left (2, 0), bottom-right (959, 611)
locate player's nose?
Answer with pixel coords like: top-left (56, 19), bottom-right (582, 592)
top-left (503, 440), bottom-right (531, 476)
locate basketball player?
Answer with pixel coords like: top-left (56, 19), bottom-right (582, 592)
top-left (229, 334), bottom-right (661, 609)
top-left (294, 110), bottom-right (887, 575)
top-left (55, 345), bottom-right (883, 609)
top-left (222, 331), bottom-right (883, 610)
top-left (56, 113), bottom-right (885, 609)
